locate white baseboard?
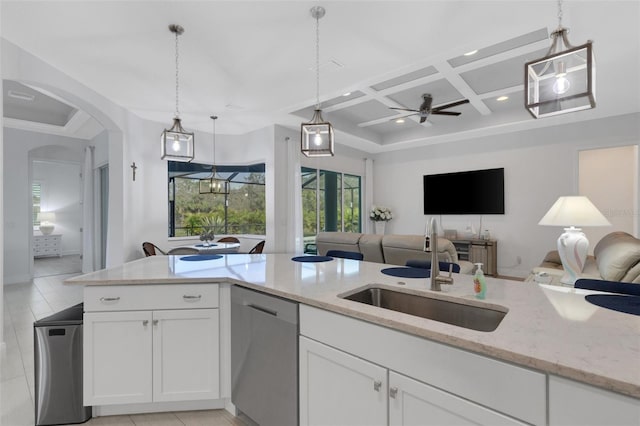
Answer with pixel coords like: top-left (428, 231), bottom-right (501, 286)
top-left (93, 398), bottom-right (227, 417)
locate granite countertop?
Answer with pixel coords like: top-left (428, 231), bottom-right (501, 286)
top-left (66, 253), bottom-right (640, 399)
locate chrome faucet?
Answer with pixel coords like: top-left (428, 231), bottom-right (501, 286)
top-left (425, 217), bottom-right (454, 291)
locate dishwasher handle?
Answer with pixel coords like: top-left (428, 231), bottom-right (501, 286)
top-left (247, 303), bottom-right (279, 317)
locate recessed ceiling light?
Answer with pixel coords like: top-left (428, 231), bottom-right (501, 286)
top-left (496, 96), bottom-right (509, 102)
top-left (8, 90), bottom-right (35, 101)
top-left (342, 92), bottom-right (352, 97)
top-left (463, 49), bottom-right (478, 56)
top-left (395, 118), bottom-right (405, 124)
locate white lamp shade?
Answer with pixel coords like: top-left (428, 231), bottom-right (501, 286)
top-left (539, 196), bottom-right (610, 285)
top-left (37, 211), bottom-right (56, 223)
top-left (538, 196), bottom-right (610, 227)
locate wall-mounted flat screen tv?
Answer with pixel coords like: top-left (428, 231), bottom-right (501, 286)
top-left (423, 168), bottom-right (505, 215)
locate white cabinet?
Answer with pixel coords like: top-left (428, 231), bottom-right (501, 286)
top-left (83, 285), bottom-right (220, 406)
top-left (33, 234), bottom-right (62, 257)
top-left (152, 309), bottom-right (219, 402)
top-left (388, 371), bottom-right (526, 426)
top-left (300, 305), bottom-right (546, 426)
top-left (549, 376), bottom-right (640, 426)
top-left (84, 311), bottom-right (153, 405)
top-left (299, 336), bottom-right (387, 426)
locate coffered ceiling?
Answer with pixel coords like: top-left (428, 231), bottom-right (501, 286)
top-left (2, 1), bottom-right (639, 152)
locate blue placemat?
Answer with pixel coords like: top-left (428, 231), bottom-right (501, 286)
top-left (381, 267), bottom-right (430, 278)
top-left (194, 243), bottom-right (218, 247)
top-left (291, 255), bottom-right (333, 263)
top-left (585, 294), bottom-right (640, 316)
top-left (180, 255), bottom-right (223, 262)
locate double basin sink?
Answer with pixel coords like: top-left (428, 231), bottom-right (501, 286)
top-left (340, 285), bottom-right (507, 332)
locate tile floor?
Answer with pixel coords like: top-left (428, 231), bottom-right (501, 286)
top-left (1, 256), bottom-right (243, 426)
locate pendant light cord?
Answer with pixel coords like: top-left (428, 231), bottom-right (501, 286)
top-left (557, 0), bottom-right (563, 30)
top-left (315, 12), bottom-right (320, 110)
top-left (211, 116), bottom-right (217, 176)
top-left (175, 30), bottom-right (180, 118)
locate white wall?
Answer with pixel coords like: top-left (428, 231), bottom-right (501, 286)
top-left (373, 113), bottom-right (640, 278)
top-left (579, 145), bottom-right (638, 244)
top-left (3, 128), bottom-right (88, 284)
top-left (32, 158), bottom-right (82, 255)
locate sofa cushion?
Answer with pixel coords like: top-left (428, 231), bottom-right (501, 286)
top-left (358, 234), bottom-right (384, 263)
top-left (594, 232), bottom-right (640, 282)
top-left (382, 235), bottom-right (458, 266)
top-left (316, 232), bottom-right (362, 256)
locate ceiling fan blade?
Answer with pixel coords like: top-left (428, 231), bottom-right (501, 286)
top-left (389, 107), bottom-right (420, 113)
top-left (430, 111), bottom-right (462, 116)
top-left (432, 99), bottom-right (470, 112)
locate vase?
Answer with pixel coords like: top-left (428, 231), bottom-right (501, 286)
top-left (375, 221), bottom-right (386, 235)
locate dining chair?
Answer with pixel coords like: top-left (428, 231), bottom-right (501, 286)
top-left (249, 240), bottom-right (265, 254)
top-left (326, 250), bottom-right (364, 261)
top-left (142, 242), bottom-right (166, 257)
top-left (217, 236), bottom-right (240, 244)
top-left (405, 259), bottom-right (461, 273)
top-left (167, 247), bottom-right (200, 255)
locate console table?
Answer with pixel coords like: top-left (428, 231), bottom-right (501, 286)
top-left (33, 234), bottom-right (62, 258)
top-left (451, 238), bottom-right (497, 276)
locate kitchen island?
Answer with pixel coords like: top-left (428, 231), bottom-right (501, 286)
top-left (66, 253), bottom-right (640, 425)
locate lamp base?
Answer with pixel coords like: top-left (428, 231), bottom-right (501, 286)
top-left (557, 227), bottom-right (589, 286)
top-left (39, 225), bottom-right (55, 235)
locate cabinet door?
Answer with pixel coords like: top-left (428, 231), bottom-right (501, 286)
top-left (549, 376), bottom-right (640, 426)
top-left (152, 309), bottom-right (220, 402)
top-left (83, 311), bottom-right (153, 405)
top-left (389, 371), bottom-right (527, 426)
top-left (299, 336), bottom-right (387, 426)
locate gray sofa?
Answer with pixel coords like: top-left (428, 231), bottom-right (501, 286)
top-left (532, 231), bottom-right (640, 284)
top-left (315, 232), bottom-right (474, 274)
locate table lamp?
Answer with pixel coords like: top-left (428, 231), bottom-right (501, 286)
top-left (538, 196), bottom-right (610, 285)
top-left (37, 211), bottom-right (56, 235)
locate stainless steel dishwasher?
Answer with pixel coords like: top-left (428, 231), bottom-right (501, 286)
top-left (231, 286), bottom-right (298, 426)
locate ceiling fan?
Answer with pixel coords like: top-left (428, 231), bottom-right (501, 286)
top-left (390, 94), bottom-right (470, 123)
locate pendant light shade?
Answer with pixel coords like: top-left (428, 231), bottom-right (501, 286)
top-left (161, 24), bottom-right (195, 162)
top-left (199, 116), bottom-right (229, 195)
top-left (301, 6), bottom-right (334, 157)
top-left (525, 1), bottom-right (595, 118)
top-left (301, 109), bottom-right (334, 157)
top-left (162, 117), bottom-right (194, 161)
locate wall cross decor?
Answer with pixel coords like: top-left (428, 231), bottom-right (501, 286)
top-left (131, 162), bottom-right (138, 181)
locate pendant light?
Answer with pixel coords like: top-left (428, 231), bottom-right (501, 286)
top-left (199, 116), bottom-right (229, 195)
top-left (525, 0), bottom-right (595, 118)
top-left (301, 6), bottom-right (334, 157)
top-left (161, 24), bottom-right (195, 162)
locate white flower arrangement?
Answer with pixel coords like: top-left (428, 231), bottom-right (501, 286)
top-left (370, 206), bottom-right (393, 222)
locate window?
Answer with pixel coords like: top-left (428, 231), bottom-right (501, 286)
top-left (32, 182), bottom-right (42, 227)
top-left (168, 161), bottom-right (266, 237)
top-left (302, 167), bottom-right (361, 238)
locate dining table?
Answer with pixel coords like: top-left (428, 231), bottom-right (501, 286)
top-left (183, 242), bottom-right (241, 254)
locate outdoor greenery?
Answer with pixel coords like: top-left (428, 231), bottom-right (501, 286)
top-left (171, 172), bottom-right (266, 237)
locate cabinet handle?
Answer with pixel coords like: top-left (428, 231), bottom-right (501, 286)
top-left (153, 319), bottom-right (159, 326)
top-left (183, 295), bottom-right (202, 300)
top-left (373, 380), bottom-right (382, 392)
top-left (99, 296), bottom-right (120, 302)
top-left (389, 387), bottom-right (398, 399)
top-left (142, 320), bottom-right (149, 326)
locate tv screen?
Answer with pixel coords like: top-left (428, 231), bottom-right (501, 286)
top-left (423, 168), bottom-right (505, 215)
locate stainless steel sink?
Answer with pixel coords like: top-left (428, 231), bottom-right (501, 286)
top-left (340, 286), bottom-right (507, 332)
